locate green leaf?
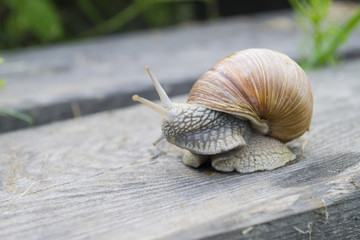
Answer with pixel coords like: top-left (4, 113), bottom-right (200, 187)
top-left (80, 0), bottom-right (153, 36)
top-left (0, 107), bottom-right (34, 126)
top-left (5, 0), bottom-right (63, 43)
top-left (76, 0), bottom-right (104, 24)
top-left (290, 0), bottom-right (360, 69)
top-left (320, 7), bottom-right (360, 63)
top-left (0, 71), bottom-right (33, 126)
top-left (80, 0), bottom-right (212, 37)
top-left (0, 57), bottom-right (4, 90)
top-left (0, 80), bottom-right (5, 90)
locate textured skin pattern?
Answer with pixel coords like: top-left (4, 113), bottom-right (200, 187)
top-left (211, 133), bottom-right (296, 173)
top-left (163, 104), bottom-right (296, 173)
top-left (162, 103), bottom-right (251, 155)
top-left (182, 151), bottom-right (209, 168)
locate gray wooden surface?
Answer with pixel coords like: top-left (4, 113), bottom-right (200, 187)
top-left (1, 9), bottom-right (360, 132)
top-left (1, 57), bottom-right (360, 239)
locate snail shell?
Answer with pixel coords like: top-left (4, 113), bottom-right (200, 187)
top-left (187, 48), bottom-right (313, 142)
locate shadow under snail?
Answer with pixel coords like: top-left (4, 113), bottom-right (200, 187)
top-left (132, 48), bottom-right (313, 173)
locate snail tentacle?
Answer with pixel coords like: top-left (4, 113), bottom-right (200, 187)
top-left (132, 49), bottom-right (313, 173)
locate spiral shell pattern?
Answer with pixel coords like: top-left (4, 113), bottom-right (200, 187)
top-left (187, 48), bottom-right (313, 142)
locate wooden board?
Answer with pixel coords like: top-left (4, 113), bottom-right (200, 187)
top-left (0, 59), bottom-right (360, 239)
top-left (1, 9), bottom-right (360, 132)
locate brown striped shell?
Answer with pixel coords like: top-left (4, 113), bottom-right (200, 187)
top-left (187, 48), bottom-right (313, 143)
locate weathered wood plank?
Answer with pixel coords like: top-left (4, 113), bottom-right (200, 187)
top-left (0, 59), bottom-right (360, 239)
top-left (1, 9), bottom-right (360, 132)
top-left (207, 192), bottom-right (360, 240)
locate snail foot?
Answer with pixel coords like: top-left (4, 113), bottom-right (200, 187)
top-left (183, 151), bottom-right (209, 168)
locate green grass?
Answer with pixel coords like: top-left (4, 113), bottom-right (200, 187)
top-left (289, 0), bottom-right (360, 69)
top-left (0, 105), bottom-right (34, 126)
top-left (0, 59), bottom-right (34, 127)
top-left (0, 0), bottom-right (216, 49)
top-left (1, 0), bottom-right (64, 48)
top-left (79, 0), bottom-right (215, 37)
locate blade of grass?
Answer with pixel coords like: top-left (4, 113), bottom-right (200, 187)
top-left (290, 0), bottom-right (360, 69)
top-left (76, 0), bottom-right (104, 24)
top-left (80, 0), bottom-right (153, 37)
top-left (80, 0), bottom-right (212, 37)
top-left (308, 6), bottom-right (360, 67)
top-left (0, 80), bottom-right (5, 90)
top-left (0, 77), bottom-right (34, 126)
top-left (0, 107), bottom-right (34, 126)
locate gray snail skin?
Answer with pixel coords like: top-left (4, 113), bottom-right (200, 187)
top-left (132, 48), bottom-right (313, 173)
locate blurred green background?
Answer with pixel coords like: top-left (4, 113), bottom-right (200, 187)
top-left (0, 0), bottom-right (293, 50)
top-left (0, 0), bottom-right (359, 68)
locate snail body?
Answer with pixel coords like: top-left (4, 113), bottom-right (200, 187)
top-left (133, 48), bottom-right (313, 173)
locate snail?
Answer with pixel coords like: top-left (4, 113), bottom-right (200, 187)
top-left (132, 48), bottom-right (313, 173)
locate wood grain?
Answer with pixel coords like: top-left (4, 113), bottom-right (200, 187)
top-left (1, 10), bottom-right (360, 133)
top-left (1, 60), bottom-right (360, 239)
